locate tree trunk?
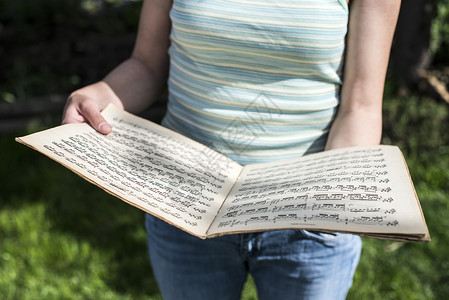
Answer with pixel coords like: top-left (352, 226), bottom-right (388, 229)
top-left (390, 0), bottom-right (436, 87)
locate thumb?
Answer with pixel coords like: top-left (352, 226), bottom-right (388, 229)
top-left (63, 98), bottom-right (113, 135)
top-left (97, 120), bottom-right (113, 135)
top-left (81, 103), bottom-right (112, 135)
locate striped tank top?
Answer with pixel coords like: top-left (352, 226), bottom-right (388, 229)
top-left (162, 0), bottom-right (349, 165)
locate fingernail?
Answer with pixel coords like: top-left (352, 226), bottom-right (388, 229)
top-left (99, 122), bottom-right (112, 133)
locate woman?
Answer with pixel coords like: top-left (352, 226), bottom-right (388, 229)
top-left (63, 0), bottom-right (401, 299)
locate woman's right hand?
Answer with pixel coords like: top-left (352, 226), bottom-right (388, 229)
top-left (62, 81), bottom-right (124, 135)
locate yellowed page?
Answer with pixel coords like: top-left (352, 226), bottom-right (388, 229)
top-left (207, 146), bottom-right (429, 241)
top-left (16, 104), bottom-right (242, 238)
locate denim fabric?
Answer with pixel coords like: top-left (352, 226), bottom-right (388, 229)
top-left (145, 213), bottom-right (361, 300)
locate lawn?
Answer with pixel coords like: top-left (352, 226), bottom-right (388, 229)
top-left (1, 90), bottom-right (448, 299)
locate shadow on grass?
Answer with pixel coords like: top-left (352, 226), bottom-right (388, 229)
top-left (0, 130), bottom-right (161, 298)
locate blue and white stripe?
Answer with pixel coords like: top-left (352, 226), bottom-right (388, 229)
top-left (162, 0), bottom-right (349, 165)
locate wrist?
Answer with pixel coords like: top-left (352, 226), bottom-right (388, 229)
top-left (325, 107), bottom-right (382, 150)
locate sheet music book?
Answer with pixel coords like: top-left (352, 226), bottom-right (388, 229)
top-left (16, 104), bottom-right (430, 242)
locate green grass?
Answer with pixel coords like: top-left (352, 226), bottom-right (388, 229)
top-left (0, 133), bottom-right (162, 299)
top-left (346, 93), bottom-right (449, 300)
top-left (1, 91), bottom-right (448, 299)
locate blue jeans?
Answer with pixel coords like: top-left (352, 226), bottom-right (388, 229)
top-left (145, 214), bottom-right (361, 300)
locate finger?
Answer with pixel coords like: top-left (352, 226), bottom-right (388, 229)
top-left (78, 101), bottom-right (112, 135)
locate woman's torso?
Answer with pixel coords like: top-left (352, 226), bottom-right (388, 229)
top-left (163, 0), bottom-right (349, 165)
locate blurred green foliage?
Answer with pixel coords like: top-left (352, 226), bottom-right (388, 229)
top-left (0, 0), bottom-right (142, 101)
top-left (0, 132), bottom-right (162, 299)
top-left (431, 0), bottom-right (449, 65)
top-left (0, 0), bottom-right (142, 36)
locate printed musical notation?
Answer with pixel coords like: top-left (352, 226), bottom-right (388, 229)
top-left (38, 122), bottom-right (403, 234)
top-left (219, 195), bottom-right (399, 228)
top-left (211, 146), bottom-right (401, 233)
top-left (41, 116), bottom-right (241, 230)
top-left (216, 213), bottom-right (399, 229)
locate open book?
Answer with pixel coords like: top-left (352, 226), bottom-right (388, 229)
top-left (16, 104), bottom-right (430, 242)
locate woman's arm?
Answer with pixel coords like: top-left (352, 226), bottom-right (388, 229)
top-left (62, 0), bottom-right (173, 134)
top-left (325, 0), bottom-right (401, 150)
